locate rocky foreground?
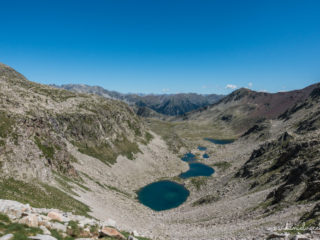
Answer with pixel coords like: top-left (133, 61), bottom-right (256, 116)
top-left (0, 199), bottom-right (145, 240)
top-left (1, 198), bottom-right (320, 240)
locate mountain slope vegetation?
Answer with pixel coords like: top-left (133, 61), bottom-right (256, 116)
top-left (0, 63), bottom-right (188, 240)
top-left (236, 85), bottom-right (320, 219)
top-left (0, 62), bottom-right (152, 179)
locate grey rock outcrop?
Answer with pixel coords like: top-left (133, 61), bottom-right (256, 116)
top-left (29, 235), bottom-right (57, 240)
top-left (0, 234), bottom-right (14, 240)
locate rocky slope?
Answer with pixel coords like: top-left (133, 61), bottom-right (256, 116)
top-left (0, 199), bottom-right (147, 240)
top-left (182, 83), bottom-right (320, 135)
top-left (53, 84), bottom-right (224, 116)
top-left (0, 63), bottom-right (151, 180)
top-left (0, 63), bottom-right (188, 239)
top-left (236, 85), bottom-right (320, 225)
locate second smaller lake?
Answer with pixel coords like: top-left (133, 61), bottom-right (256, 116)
top-left (203, 153), bottom-right (209, 158)
top-left (179, 162), bottom-right (214, 179)
top-left (204, 138), bottom-right (234, 145)
top-left (197, 146), bottom-right (207, 151)
top-left (181, 152), bottom-right (197, 162)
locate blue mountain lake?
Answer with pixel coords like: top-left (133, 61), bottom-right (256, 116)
top-left (181, 152), bottom-right (197, 162)
top-left (203, 153), bottom-right (209, 158)
top-left (179, 162), bottom-right (214, 179)
top-left (138, 152), bottom-right (214, 211)
top-left (197, 146), bottom-right (207, 151)
top-left (204, 138), bottom-right (234, 144)
top-left (137, 180), bottom-right (190, 211)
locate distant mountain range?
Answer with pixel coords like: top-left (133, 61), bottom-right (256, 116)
top-left (51, 84), bottom-right (224, 116)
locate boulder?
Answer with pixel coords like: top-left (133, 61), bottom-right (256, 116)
top-left (29, 235), bottom-right (57, 240)
top-left (128, 236), bottom-right (138, 240)
top-left (76, 217), bottom-right (95, 227)
top-left (311, 230), bottom-right (320, 237)
top-left (82, 228), bottom-right (91, 237)
top-left (103, 218), bottom-right (116, 227)
top-left (99, 227), bottom-right (125, 239)
top-left (292, 234), bottom-right (311, 240)
top-left (19, 214), bottom-right (39, 227)
top-left (132, 230), bottom-right (139, 236)
top-left (0, 234), bottom-right (14, 240)
top-left (266, 233), bottom-right (289, 240)
top-left (47, 212), bottom-right (63, 222)
top-left (50, 222), bottom-right (67, 232)
top-left (0, 200), bottom-right (31, 219)
top-left (38, 215), bottom-right (51, 227)
top-left (39, 226), bottom-right (51, 235)
top-left (39, 220), bottom-right (51, 229)
top-left (61, 216), bottom-right (70, 222)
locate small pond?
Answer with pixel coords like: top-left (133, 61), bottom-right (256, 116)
top-left (181, 152), bottom-right (197, 162)
top-left (179, 162), bottom-right (214, 179)
top-left (204, 138), bottom-right (234, 145)
top-left (137, 180), bottom-right (190, 211)
top-left (197, 146), bottom-right (207, 151)
top-left (138, 151), bottom-right (214, 211)
top-left (203, 153), bottom-right (209, 158)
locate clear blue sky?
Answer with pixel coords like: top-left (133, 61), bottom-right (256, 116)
top-left (0, 0), bottom-right (319, 94)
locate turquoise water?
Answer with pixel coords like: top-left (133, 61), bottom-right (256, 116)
top-left (181, 152), bottom-right (197, 162)
top-left (203, 153), bottom-right (209, 158)
top-left (137, 180), bottom-right (190, 211)
top-left (197, 146), bottom-right (207, 151)
top-left (179, 162), bottom-right (214, 179)
top-left (204, 138), bottom-right (234, 144)
top-left (138, 151), bottom-right (214, 211)
top-left (179, 153), bottom-right (214, 179)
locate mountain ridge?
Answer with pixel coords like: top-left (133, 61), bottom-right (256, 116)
top-left (0, 63), bottom-right (189, 239)
top-left (182, 82), bottom-right (320, 135)
top-left (52, 83), bottom-right (224, 116)
top-left (0, 63), bottom-right (151, 180)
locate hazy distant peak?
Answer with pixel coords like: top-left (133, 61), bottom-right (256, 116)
top-left (54, 84), bottom-right (225, 116)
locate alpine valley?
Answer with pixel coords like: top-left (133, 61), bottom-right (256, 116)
top-left (1, 63), bottom-right (320, 240)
